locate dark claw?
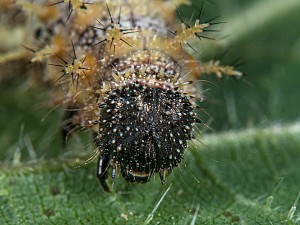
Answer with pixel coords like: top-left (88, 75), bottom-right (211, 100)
top-left (97, 156), bottom-right (110, 192)
top-left (159, 171), bottom-right (165, 185)
top-left (111, 166), bottom-right (116, 179)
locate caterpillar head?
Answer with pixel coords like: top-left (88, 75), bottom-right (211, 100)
top-left (97, 75), bottom-right (197, 185)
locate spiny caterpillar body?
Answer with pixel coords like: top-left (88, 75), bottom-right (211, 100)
top-left (10, 0), bottom-right (243, 192)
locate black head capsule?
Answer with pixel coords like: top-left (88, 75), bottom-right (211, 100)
top-left (96, 81), bottom-right (196, 191)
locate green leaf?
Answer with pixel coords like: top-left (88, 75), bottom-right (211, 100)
top-left (1, 0), bottom-right (300, 224)
top-left (1, 124), bottom-right (300, 224)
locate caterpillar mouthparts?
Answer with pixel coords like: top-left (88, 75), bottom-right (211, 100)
top-left (12, 0), bottom-right (243, 192)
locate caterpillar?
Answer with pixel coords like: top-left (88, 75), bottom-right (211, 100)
top-left (4, 0), bottom-right (243, 192)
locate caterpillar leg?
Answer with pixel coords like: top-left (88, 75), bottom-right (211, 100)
top-left (97, 155), bottom-right (110, 192)
top-left (159, 171), bottom-right (166, 185)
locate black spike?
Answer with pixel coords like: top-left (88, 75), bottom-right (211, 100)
top-left (55, 73), bottom-right (66, 84)
top-left (47, 0), bottom-right (64, 7)
top-left (48, 63), bottom-right (65, 68)
top-left (55, 54), bottom-right (68, 65)
top-left (21, 44), bottom-right (36, 53)
top-left (120, 38), bottom-right (132, 47)
top-left (205, 15), bottom-right (221, 24)
top-left (82, 71), bottom-right (91, 85)
top-left (92, 38), bottom-right (107, 47)
top-left (117, 6), bottom-right (122, 25)
top-left (106, 4), bottom-right (114, 24)
top-left (176, 5), bottom-right (190, 28)
top-left (122, 30), bottom-right (140, 35)
top-left (110, 37), bottom-right (114, 49)
top-left (90, 25), bottom-right (105, 31)
top-left (71, 40), bottom-right (76, 59)
top-left (81, 55), bottom-right (87, 63)
top-left (195, 33), bottom-right (215, 40)
top-left (168, 30), bottom-right (177, 36)
top-left (78, 67), bottom-right (90, 70)
top-left (65, 8), bottom-right (73, 23)
top-left (186, 42), bottom-right (197, 53)
top-left (203, 29), bottom-right (219, 32)
top-left (96, 19), bottom-right (106, 30)
top-left (210, 21), bottom-right (228, 25)
top-left (230, 57), bottom-right (242, 67)
top-left (197, 0), bottom-right (205, 21)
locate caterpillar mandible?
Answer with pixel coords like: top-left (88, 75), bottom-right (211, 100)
top-left (8, 0), bottom-right (243, 192)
